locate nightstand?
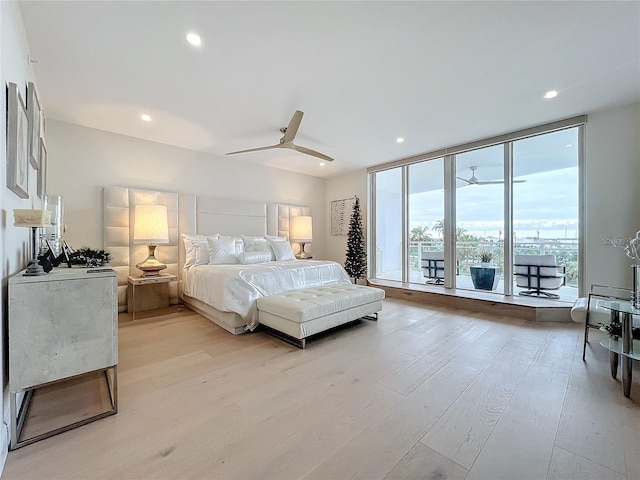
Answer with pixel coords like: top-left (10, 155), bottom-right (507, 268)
top-left (127, 274), bottom-right (177, 320)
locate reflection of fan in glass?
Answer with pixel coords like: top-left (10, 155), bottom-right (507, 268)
top-left (457, 166), bottom-right (526, 186)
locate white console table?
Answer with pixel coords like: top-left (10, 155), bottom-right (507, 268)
top-left (8, 267), bottom-right (118, 449)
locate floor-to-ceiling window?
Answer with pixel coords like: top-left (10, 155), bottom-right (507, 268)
top-left (455, 145), bottom-right (505, 293)
top-left (513, 127), bottom-right (579, 300)
top-left (408, 159), bottom-right (444, 284)
top-left (369, 116), bottom-right (584, 301)
top-left (374, 168), bottom-right (402, 281)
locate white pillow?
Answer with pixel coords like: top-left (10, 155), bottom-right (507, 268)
top-left (266, 234), bottom-right (286, 242)
top-left (249, 243), bottom-right (275, 260)
top-left (238, 250), bottom-right (272, 265)
top-left (242, 235), bottom-right (267, 250)
top-left (207, 237), bottom-right (238, 265)
top-left (182, 234), bottom-right (215, 267)
top-left (219, 235), bottom-right (245, 255)
top-left (270, 240), bottom-right (296, 262)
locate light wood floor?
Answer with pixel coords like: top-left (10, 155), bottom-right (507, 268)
top-left (4, 299), bottom-right (639, 480)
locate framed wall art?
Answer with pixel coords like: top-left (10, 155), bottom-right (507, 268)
top-left (38, 138), bottom-right (47, 198)
top-left (6, 82), bottom-right (29, 199)
top-left (330, 197), bottom-right (355, 236)
top-left (27, 81), bottom-right (41, 169)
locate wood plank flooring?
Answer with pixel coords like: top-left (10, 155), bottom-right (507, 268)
top-left (3, 299), bottom-right (639, 480)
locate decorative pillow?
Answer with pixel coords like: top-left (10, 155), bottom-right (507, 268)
top-left (207, 237), bottom-right (238, 265)
top-left (242, 235), bottom-right (267, 250)
top-left (182, 234), bottom-right (215, 267)
top-left (219, 235), bottom-right (245, 255)
top-left (249, 243), bottom-right (275, 260)
top-left (269, 240), bottom-right (296, 262)
top-left (238, 250), bottom-right (272, 265)
top-left (266, 234), bottom-right (287, 242)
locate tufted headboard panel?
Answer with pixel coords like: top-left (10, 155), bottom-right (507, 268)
top-left (103, 187), bottom-right (179, 312)
top-left (268, 204), bottom-right (312, 255)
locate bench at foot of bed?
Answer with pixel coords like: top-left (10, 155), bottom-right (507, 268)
top-left (256, 284), bottom-right (385, 348)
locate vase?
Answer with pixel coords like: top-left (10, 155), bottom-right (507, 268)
top-left (470, 266), bottom-right (500, 291)
top-left (633, 264), bottom-right (640, 308)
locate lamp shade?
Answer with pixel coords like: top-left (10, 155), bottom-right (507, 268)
top-left (290, 216), bottom-right (313, 243)
top-left (133, 205), bottom-right (169, 244)
top-left (13, 209), bottom-right (52, 227)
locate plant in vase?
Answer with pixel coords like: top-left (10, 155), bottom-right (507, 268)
top-left (69, 247), bottom-right (111, 268)
top-left (479, 251), bottom-right (493, 266)
top-left (616, 231), bottom-right (640, 307)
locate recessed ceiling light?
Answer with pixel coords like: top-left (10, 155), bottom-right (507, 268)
top-left (140, 114), bottom-right (152, 122)
top-left (544, 90), bottom-right (558, 99)
top-left (186, 33), bottom-right (202, 47)
top-left (319, 162), bottom-right (326, 167)
top-left (396, 137), bottom-right (405, 143)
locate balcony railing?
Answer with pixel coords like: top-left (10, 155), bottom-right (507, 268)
top-left (406, 239), bottom-right (578, 287)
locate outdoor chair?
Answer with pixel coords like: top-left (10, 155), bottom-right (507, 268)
top-left (514, 254), bottom-right (565, 299)
top-left (421, 251), bottom-right (444, 284)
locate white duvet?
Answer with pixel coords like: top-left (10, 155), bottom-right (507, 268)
top-left (183, 260), bottom-right (351, 330)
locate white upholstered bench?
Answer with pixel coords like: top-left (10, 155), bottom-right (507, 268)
top-left (256, 284), bottom-right (385, 348)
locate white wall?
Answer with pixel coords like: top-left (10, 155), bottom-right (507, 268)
top-left (324, 169), bottom-right (368, 267)
top-left (0, 0), bottom-right (41, 467)
top-left (46, 121), bottom-right (327, 258)
top-left (584, 101), bottom-right (640, 290)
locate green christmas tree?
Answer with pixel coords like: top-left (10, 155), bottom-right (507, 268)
top-left (344, 196), bottom-right (367, 282)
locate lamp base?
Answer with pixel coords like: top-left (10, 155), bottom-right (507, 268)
top-left (136, 245), bottom-right (167, 277)
top-left (296, 242), bottom-right (311, 259)
top-left (24, 260), bottom-right (46, 276)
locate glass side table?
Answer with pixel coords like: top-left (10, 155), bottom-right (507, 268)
top-left (600, 300), bottom-right (640, 398)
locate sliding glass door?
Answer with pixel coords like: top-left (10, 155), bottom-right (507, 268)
top-left (513, 127), bottom-right (579, 300)
top-left (455, 145), bottom-right (505, 293)
top-left (374, 168), bottom-right (402, 281)
top-left (408, 159), bottom-right (444, 284)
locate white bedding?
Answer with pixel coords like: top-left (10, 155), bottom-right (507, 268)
top-left (183, 259), bottom-right (351, 330)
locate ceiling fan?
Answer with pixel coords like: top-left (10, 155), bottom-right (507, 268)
top-left (226, 110), bottom-right (334, 162)
top-left (457, 166), bottom-right (526, 186)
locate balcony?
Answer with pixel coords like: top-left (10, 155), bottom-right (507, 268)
top-left (374, 239), bottom-right (578, 304)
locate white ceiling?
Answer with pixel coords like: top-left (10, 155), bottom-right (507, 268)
top-left (19, 1), bottom-right (640, 179)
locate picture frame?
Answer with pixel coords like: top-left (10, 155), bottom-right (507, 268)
top-left (38, 138), bottom-right (47, 198)
top-left (6, 82), bottom-right (29, 199)
top-left (330, 197), bottom-right (355, 236)
top-left (27, 81), bottom-right (41, 169)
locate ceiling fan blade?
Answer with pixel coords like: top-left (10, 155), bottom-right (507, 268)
top-left (226, 144), bottom-right (280, 155)
top-left (475, 179), bottom-right (527, 185)
top-left (290, 144), bottom-right (334, 162)
top-left (282, 110), bottom-right (304, 143)
top-left (456, 176), bottom-right (472, 184)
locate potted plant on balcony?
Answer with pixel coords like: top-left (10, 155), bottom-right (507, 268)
top-left (480, 251), bottom-right (493, 266)
top-left (471, 250), bottom-right (500, 291)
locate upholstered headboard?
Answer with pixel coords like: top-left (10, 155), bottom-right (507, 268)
top-left (268, 204), bottom-right (311, 240)
top-left (103, 187), bottom-right (179, 312)
top-left (103, 186), bottom-right (312, 312)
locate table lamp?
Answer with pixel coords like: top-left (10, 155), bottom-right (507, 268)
top-left (14, 209), bottom-right (53, 276)
top-left (291, 215), bottom-right (313, 259)
top-left (133, 204), bottom-right (169, 277)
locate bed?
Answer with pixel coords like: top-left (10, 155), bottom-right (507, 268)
top-left (103, 187), bottom-right (352, 334)
top-left (178, 193), bottom-right (351, 333)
